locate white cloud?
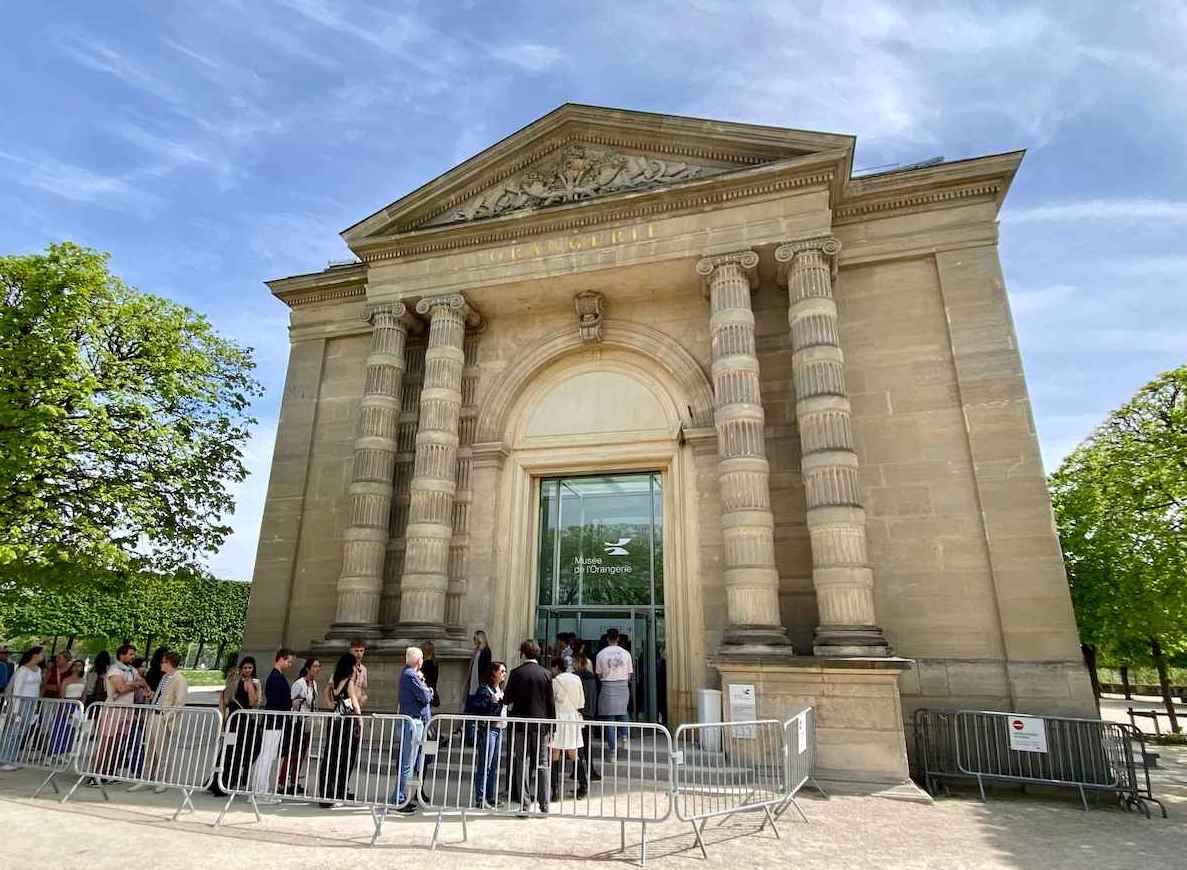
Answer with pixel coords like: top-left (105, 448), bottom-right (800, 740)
top-left (489, 43), bottom-right (564, 73)
top-left (0, 149), bottom-right (156, 212)
top-left (1006, 198), bottom-right (1187, 224)
top-left (60, 37), bottom-right (182, 105)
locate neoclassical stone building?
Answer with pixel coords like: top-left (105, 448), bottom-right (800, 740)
top-left (243, 104), bottom-right (1095, 785)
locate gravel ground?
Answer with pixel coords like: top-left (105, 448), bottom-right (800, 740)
top-left (1, 745), bottom-right (1184, 870)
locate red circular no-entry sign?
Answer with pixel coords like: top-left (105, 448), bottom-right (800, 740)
top-left (1011, 719), bottom-right (1024, 730)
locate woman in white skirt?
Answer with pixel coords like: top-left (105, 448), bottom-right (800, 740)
top-left (548, 655), bottom-right (587, 801)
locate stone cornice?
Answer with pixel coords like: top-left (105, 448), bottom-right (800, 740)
top-left (835, 150), bottom-right (1023, 226)
top-left (352, 152), bottom-right (844, 264)
top-left (267, 262), bottom-right (366, 309)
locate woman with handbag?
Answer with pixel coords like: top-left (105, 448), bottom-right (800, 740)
top-left (0, 646), bottom-right (44, 770)
top-left (319, 654), bottom-right (361, 807)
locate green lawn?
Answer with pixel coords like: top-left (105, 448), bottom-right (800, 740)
top-left (180, 668), bottom-right (225, 686)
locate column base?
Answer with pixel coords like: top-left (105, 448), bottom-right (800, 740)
top-left (322, 623), bottom-right (383, 642)
top-left (722, 624), bottom-right (796, 657)
top-left (712, 655), bottom-right (919, 791)
top-left (813, 625), bottom-right (891, 658)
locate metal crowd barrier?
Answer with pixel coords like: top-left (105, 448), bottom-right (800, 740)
top-left (672, 719), bottom-right (788, 860)
top-left (419, 713), bottom-right (673, 863)
top-left (214, 708), bottom-right (415, 844)
top-left (774, 707), bottom-right (824, 821)
top-left (0, 695), bottom-right (86, 798)
top-left (913, 708), bottom-right (1165, 818)
top-left (64, 701), bottom-right (222, 819)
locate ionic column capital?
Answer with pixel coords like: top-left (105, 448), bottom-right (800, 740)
top-left (775, 236), bottom-right (842, 282)
top-left (362, 301), bottom-right (422, 333)
top-left (415, 293), bottom-right (484, 329)
top-left (695, 250), bottom-right (759, 292)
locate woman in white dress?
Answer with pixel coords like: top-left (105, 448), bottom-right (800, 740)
top-left (548, 655), bottom-right (587, 801)
top-left (1, 646), bottom-right (45, 770)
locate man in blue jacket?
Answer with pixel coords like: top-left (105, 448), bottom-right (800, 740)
top-left (391, 646), bottom-right (433, 812)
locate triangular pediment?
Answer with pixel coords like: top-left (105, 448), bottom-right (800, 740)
top-left (342, 104), bottom-right (854, 246)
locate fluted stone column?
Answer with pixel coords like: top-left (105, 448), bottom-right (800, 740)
top-left (775, 237), bottom-right (889, 657)
top-left (394, 293), bottom-right (482, 639)
top-left (697, 251), bottom-right (792, 652)
top-left (329, 302), bottom-right (420, 637)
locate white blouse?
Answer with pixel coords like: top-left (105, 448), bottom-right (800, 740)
top-left (11, 665), bottom-right (41, 698)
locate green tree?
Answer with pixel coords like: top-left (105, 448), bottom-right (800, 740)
top-left (0, 243), bottom-right (261, 587)
top-left (1051, 365), bottom-right (1187, 731)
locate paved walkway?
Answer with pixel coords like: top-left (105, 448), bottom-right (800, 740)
top-left (2, 746), bottom-right (1185, 870)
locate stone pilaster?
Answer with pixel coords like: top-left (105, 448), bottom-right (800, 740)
top-left (775, 237), bottom-right (889, 657)
top-left (697, 251), bottom-right (792, 653)
top-left (393, 293), bottom-right (482, 641)
top-left (328, 302), bottom-right (420, 638)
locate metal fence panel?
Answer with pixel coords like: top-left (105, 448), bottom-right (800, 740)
top-left (672, 719), bottom-right (789, 859)
top-left (64, 702), bottom-right (222, 818)
top-left (213, 709), bottom-right (415, 844)
top-left (775, 707), bottom-right (822, 821)
top-left (418, 713), bottom-right (673, 862)
top-left (0, 695), bottom-right (86, 797)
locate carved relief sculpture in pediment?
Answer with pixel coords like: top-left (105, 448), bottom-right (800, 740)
top-left (433, 144), bottom-right (722, 225)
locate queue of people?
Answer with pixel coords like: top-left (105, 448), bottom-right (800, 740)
top-left (1, 627), bottom-right (642, 813)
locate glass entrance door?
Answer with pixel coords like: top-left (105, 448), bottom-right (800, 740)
top-left (534, 472), bottom-right (666, 723)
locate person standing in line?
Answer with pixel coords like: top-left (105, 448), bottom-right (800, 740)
top-left (90, 644), bottom-right (147, 785)
top-left (389, 646), bottom-right (432, 813)
top-left (42, 651), bottom-right (71, 698)
top-left (124, 656), bottom-right (151, 777)
top-left (422, 641), bottom-right (440, 712)
top-left (464, 631), bottom-right (492, 710)
top-left (503, 639), bottom-right (555, 814)
top-left (469, 660), bottom-right (506, 808)
top-left (48, 660), bottom-right (86, 756)
top-left (349, 639), bottom-right (369, 712)
top-left (278, 657), bottom-right (319, 794)
top-left (130, 651), bottom-right (188, 793)
top-left (0, 646), bottom-right (44, 771)
top-left (145, 647), bottom-right (168, 693)
top-left (252, 648), bottom-right (295, 801)
top-left (549, 654), bottom-right (586, 802)
top-left (0, 645), bottom-right (14, 694)
top-left (595, 628), bottom-right (633, 756)
top-left (573, 651), bottom-right (602, 785)
top-left (209, 656), bottom-right (260, 795)
top-left (84, 651), bottom-right (110, 706)
top-left (320, 653), bottom-right (362, 808)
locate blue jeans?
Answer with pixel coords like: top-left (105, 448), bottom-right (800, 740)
top-left (474, 728), bottom-right (502, 803)
top-left (604, 714), bottom-right (629, 752)
top-left (391, 718), bottom-right (424, 805)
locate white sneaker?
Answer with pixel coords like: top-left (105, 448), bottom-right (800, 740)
top-left (152, 786), bottom-right (167, 794)
top-left (127, 783), bottom-right (148, 792)
top-left (0, 764), bottom-right (19, 771)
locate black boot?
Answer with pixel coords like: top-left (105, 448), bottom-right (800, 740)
top-left (576, 755), bottom-right (589, 800)
top-left (549, 760), bottom-right (562, 804)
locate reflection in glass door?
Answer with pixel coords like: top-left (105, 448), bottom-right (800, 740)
top-left (534, 473), bottom-right (666, 722)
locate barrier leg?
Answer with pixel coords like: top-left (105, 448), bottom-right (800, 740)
top-left (691, 820), bottom-right (708, 860)
top-left (214, 793), bottom-right (235, 827)
top-left (620, 820), bottom-right (626, 853)
top-left (809, 776), bottom-right (829, 797)
top-left (1078, 785), bottom-right (1088, 812)
top-left (975, 774), bottom-right (986, 802)
top-left (369, 806), bottom-right (383, 847)
top-left (640, 821), bottom-right (648, 867)
top-left (248, 793), bottom-right (262, 823)
top-left (786, 797), bottom-right (808, 823)
top-left (430, 813), bottom-right (444, 851)
top-left (31, 771), bottom-right (57, 799)
top-left (762, 806), bottom-right (781, 840)
top-left (61, 775), bottom-right (85, 804)
top-left (460, 809), bottom-right (469, 844)
top-left (172, 789), bottom-right (196, 822)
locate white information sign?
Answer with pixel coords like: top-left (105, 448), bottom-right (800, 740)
top-left (1006, 715), bottom-right (1048, 753)
top-left (728, 683), bottom-right (757, 739)
top-left (796, 712), bottom-right (808, 755)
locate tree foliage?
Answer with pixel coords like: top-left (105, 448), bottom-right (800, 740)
top-left (0, 243), bottom-right (261, 587)
top-left (0, 572), bottom-right (250, 647)
top-left (1050, 364), bottom-right (1187, 728)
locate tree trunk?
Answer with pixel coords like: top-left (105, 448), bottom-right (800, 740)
top-left (1120, 665), bottom-right (1132, 700)
top-left (50, 635), bottom-right (59, 656)
top-left (66, 635), bottom-right (76, 652)
top-left (1150, 637), bottom-right (1181, 734)
top-left (193, 639), bottom-right (206, 669)
top-left (214, 640), bottom-right (227, 672)
top-left (1082, 644), bottom-right (1102, 698)
top-left (144, 636), bottom-right (154, 658)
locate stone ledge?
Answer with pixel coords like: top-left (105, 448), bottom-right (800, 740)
top-left (713, 655), bottom-right (914, 673)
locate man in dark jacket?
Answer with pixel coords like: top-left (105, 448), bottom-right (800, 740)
top-left (503, 639), bottom-right (555, 812)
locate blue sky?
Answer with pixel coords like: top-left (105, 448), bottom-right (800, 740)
top-left (2, 1), bottom-right (1184, 581)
